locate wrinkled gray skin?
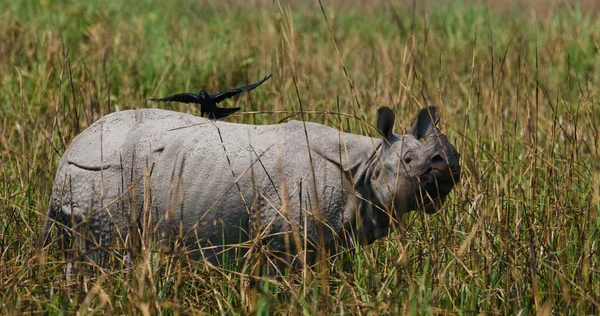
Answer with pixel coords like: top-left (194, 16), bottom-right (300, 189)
top-left (44, 107), bottom-right (460, 266)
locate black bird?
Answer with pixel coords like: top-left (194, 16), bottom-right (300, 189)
top-left (150, 74), bottom-right (272, 119)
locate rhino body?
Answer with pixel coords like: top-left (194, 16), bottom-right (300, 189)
top-left (44, 107), bottom-right (460, 265)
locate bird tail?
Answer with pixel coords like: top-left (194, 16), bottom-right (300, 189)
top-left (213, 107), bottom-right (240, 119)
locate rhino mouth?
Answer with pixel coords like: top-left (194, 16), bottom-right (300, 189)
top-left (418, 165), bottom-right (461, 184)
top-left (415, 166), bottom-right (460, 214)
top-left (431, 166), bottom-right (461, 183)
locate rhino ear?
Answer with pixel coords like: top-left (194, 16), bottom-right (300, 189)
top-left (410, 107), bottom-right (437, 139)
top-left (377, 106), bottom-right (395, 140)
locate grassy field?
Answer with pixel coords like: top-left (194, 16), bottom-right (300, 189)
top-left (1, 0), bottom-right (599, 314)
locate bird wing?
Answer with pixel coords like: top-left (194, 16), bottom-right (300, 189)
top-left (210, 74), bottom-right (272, 104)
top-left (150, 93), bottom-right (199, 104)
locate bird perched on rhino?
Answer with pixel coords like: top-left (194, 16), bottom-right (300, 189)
top-left (150, 74), bottom-right (272, 119)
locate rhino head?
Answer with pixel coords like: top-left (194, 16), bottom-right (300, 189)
top-left (367, 106), bottom-right (460, 222)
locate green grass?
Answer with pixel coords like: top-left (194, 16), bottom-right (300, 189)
top-left (1, 0), bottom-right (599, 314)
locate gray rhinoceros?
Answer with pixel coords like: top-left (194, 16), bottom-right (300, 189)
top-left (43, 106), bottom-right (460, 267)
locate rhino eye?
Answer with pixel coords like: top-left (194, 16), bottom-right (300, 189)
top-left (403, 155), bottom-right (413, 165)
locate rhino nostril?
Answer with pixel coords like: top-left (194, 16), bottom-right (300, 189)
top-left (431, 154), bottom-right (445, 164)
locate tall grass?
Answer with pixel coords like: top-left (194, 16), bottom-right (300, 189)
top-left (0, 0), bottom-right (598, 314)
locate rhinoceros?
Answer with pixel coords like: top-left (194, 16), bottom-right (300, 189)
top-left (43, 106), bottom-right (460, 268)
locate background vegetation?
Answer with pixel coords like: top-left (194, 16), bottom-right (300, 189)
top-left (1, 0), bottom-right (598, 314)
